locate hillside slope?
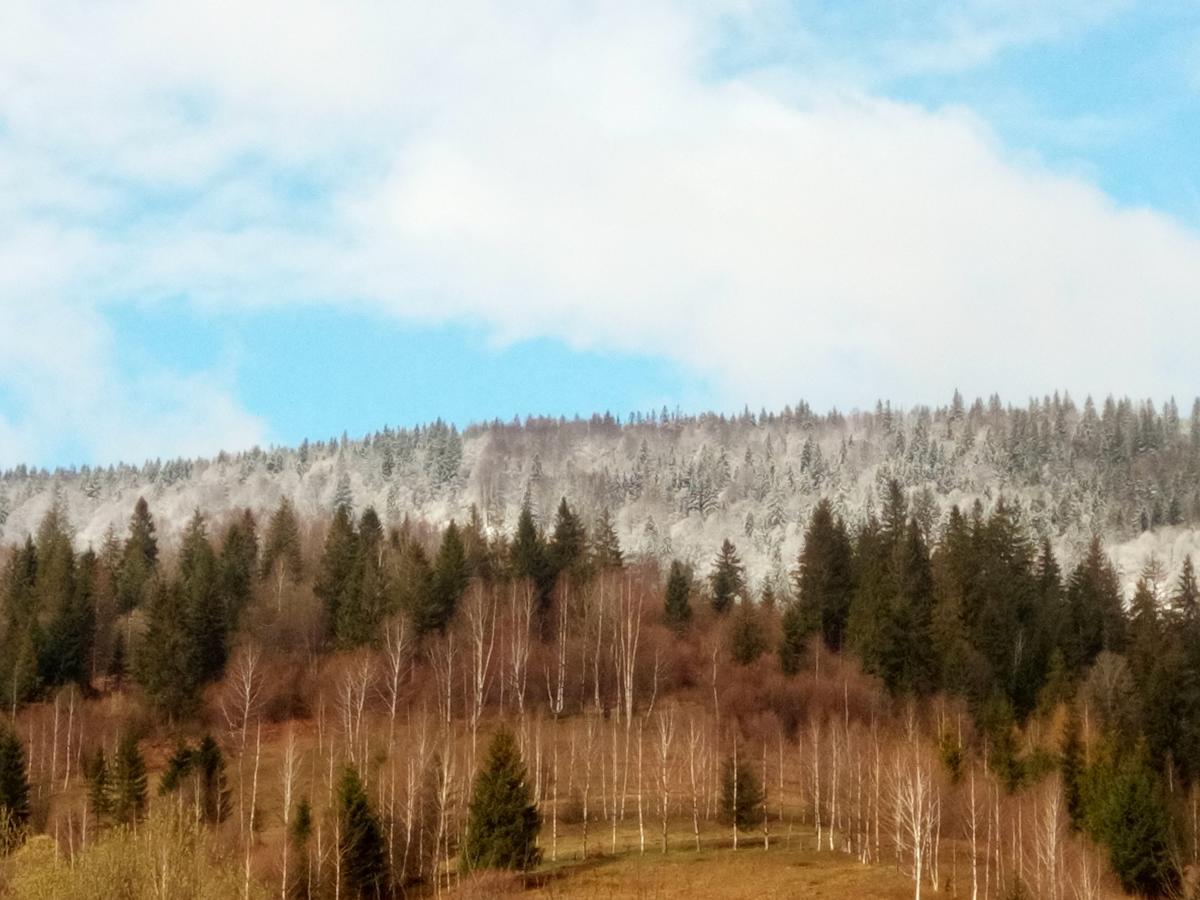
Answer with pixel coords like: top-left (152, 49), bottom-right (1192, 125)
top-left (3, 394), bottom-right (1199, 588)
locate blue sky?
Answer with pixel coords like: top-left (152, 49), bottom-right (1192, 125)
top-left (110, 304), bottom-right (700, 448)
top-left (2, 1), bottom-right (1200, 468)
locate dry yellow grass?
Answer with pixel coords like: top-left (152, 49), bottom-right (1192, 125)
top-left (453, 822), bottom-right (946, 900)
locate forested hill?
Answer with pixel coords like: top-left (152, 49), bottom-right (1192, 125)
top-left (3, 392), bottom-right (1200, 586)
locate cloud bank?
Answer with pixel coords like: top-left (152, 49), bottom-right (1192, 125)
top-left (1, 0), bottom-right (1197, 466)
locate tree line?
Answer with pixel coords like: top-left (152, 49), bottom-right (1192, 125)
top-left (1, 483), bottom-right (1197, 896)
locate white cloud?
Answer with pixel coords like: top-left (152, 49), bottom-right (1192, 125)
top-left (0, 0), bottom-right (1198, 467)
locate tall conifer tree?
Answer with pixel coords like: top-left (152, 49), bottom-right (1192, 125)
top-left (709, 539), bottom-right (745, 615)
top-left (463, 727), bottom-right (541, 872)
top-left (336, 766), bottom-right (389, 897)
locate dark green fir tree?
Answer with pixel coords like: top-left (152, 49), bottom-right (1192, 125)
top-left (663, 560), bottom-right (692, 632)
top-left (463, 727), bottom-right (541, 872)
top-left (336, 766), bottom-right (389, 898)
top-left (709, 539), bottom-right (745, 615)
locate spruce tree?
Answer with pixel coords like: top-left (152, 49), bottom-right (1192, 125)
top-left (930, 507), bottom-right (982, 700)
top-left (590, 508), bottom-right (623, 571)
top-left (709, 539), bottom-right (745, 615)
top-left (395, 537), bottom-right (434, 625)
top-left (159, 735), bottom-right (230, 824)
top-left (509, 501), bottom-right (545, 584)
top-left (1127, 568), bottom-right (1161, 687)
top-left (663, 560), bottom-right (692, 632)
top-left (1065, 538), bottom-right (1125, 672)
top-left (463, 727), bottom-right (541, 872)
top-left (778, 599), bottom-right (808, 676)
top-left (729, 601), bottom-right (766, 666)
top-left (1170, 555), bottom-right (1199, 623)
top-left (719, 747), bottom-right (764, 832)
top-left (793, 499), bottom-right (854, 650)
top-left (40, 546), bottom-right (96, 691)
top-left (846, 518), bottom-right (893, 682)
top-left (260, 498), bottom-right (303, 584)
top-left (136, 577), bottom-right (201, 714)
top-left (1087, 742), bottom-right (1176, 896)
top-left (423, 521), bottom-right (469, 635)
top-left (219, 510), bottom-right (258, 627)
top-left (885, 520), bottom-right (937, 695)
top-left (336, 508), bottom-right (388, 648)
top-left (549, 497), bottom-right (587, 582)
top-left (510, 500), bottom-right (554, 632)
top-left (462, 505), bottom-right (497, 583)
top-left (879, 479), bottom-right (908, 546)
top-left (290, 797), bottom-right (314, 895)
top-left (1, 538), bottom-right (41, 707)
top-left (336, 766), bottom-right (389, 898)
top-left (110, 733), bottom-right (148, 826)
top-left (315, 505), bottom-right (360, 641)
top-left (0, 727), bottom-right (30, 845)
top-left (83, 748), bottom-right (111, 825)
top-left (1060, 705), bottom-right (1084, 830)
top-left (180, 511), bottom-right (228, 684)
top-left (117, 497), bottom-right (157, 612)
top-left (33, 507), bottom-right (77, 688)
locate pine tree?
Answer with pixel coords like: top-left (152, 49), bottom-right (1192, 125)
top-left (590, 508), bottom-right (623, 571)
top-left (117, 497), bottom-right (158, 612)
top-left (110, 733), bottom-right (148, 826)
top-left (0, 727), bottom-right (30, 846)
top-left (336, 766), bottom-right (389, 898)
top-left (709, 539), bottom-right (745, 615)
top-left (663, 560), bottom-right (692, 633)
top-left (793, 499), bottom-right (854, 650)
top-left (719, 747), bottom-right (764, 832)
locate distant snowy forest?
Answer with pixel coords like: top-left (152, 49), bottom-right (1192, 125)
top-left (3, 392), bottom-right (1200, 591)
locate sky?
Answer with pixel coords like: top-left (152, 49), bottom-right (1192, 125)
top-left (2, 0), bottom-right (1200, 469)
